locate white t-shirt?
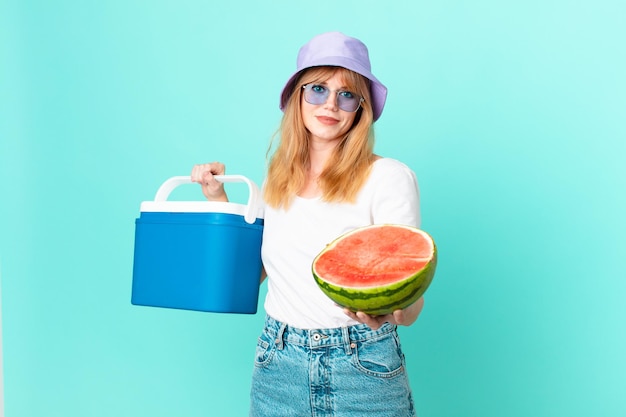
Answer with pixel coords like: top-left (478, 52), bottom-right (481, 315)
top-left (261, 158), bottom-right (420, 329)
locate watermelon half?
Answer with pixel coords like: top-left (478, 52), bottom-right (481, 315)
top-left (312, 224), bottom-right (437, 316)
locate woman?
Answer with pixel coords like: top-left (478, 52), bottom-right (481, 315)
top-left (191, 32), bottom-right (424, 417)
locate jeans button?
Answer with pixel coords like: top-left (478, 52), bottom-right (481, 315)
top-left (312, 333), bottom-right (321, 341)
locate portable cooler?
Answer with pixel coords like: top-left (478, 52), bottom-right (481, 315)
top-left (131, 175), bottom-right (264, 314)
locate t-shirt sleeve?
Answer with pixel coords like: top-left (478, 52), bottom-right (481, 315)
top-left (370, 160), bottom-right (421, 228)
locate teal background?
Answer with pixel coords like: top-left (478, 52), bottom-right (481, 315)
top-left (1, 0), bottom-right (625, 416)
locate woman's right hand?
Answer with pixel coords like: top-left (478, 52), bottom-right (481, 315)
top-left (190, 162), bottom-right (228, 202)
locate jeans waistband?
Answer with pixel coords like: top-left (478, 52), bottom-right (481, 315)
top-left (263, 315), bottom-right (397, 351)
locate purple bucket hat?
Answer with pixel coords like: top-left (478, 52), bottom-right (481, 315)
top-left (279, 31), bottom-right (388, 121)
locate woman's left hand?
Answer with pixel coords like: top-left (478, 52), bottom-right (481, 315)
top-left (343, 297), bottom-right (425, 330)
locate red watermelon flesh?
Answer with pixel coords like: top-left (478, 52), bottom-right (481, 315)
top-left (312, 224), bottom-right (437, 315)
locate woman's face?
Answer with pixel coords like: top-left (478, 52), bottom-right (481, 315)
top-left (300, 72), bottom-right (358, 146)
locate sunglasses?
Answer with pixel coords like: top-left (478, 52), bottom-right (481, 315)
top-left (302, 84), bottom-right (364, 113)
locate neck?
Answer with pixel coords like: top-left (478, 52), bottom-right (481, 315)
top-left (308, 141), bottom-right (337, 177)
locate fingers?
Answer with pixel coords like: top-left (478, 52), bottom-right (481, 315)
top-left (391, 298), bottom-right (425, 327)
top-left (342, 308), bottom-right (358, 321)
top-left (343, 304), bottom-right (421, 329)
top-left (190, 162), bottom-right (228, 201)
top-left (392, 309), bottom-right (406, 325)
top-left (342, 308), bottom-right (388, 330)
top-left (191, 162), bottom-right (225, 184)
top-left (356, 312), bottom-right (385, 330)
top-left (341, 299), bottom-right (427, 329)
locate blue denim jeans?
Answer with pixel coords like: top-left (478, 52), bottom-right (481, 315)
top-left (249, 315), bottom-right (416, 417)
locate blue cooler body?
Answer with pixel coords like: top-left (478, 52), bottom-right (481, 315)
top-left (131, 175), bottom-right (264, 314)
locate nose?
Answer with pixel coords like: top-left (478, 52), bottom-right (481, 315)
top-left (323, 91), bottom-right (339, 110)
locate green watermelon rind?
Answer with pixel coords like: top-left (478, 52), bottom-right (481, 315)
top-left (312, 226), bottom-right (437, 316)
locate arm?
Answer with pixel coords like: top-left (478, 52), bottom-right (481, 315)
top-left (346, 160), bottom-right (424, 329)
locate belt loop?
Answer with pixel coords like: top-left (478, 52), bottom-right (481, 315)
top-left (342, 327), bottom-right (352, 355)
top-left (275, 322), bottom-right (287, 350)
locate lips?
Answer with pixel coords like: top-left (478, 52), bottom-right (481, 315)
top-left (316, 116), bottom-right (340, 125)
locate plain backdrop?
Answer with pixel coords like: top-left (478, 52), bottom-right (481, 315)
top-left (1, 0), bottom-right (625, 416)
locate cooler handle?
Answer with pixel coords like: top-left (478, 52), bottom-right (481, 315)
top-left (153, 175), bottom-right (261, 224)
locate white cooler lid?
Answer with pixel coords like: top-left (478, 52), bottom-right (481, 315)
top-left (140, 201), bottom-right (264, 220)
